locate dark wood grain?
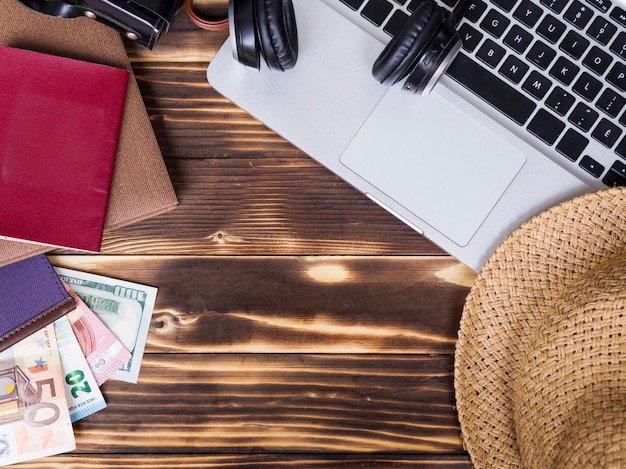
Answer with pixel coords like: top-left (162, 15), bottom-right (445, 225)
top-left (94, 158), bottom-right (446, 256)
top-left (13, 7), bottom-right (474, 468)
top-left (50, 255), bottom-right (474, 354)
top-left (17, 454), bottom-right (472, 468)
top-left (75, 354), bottom-right (461, 453)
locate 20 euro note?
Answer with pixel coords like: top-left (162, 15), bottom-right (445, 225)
top-left (54, 268), bottom-right (157, 384)
top-left (0, 324), bottom-right (75, 466)
top-left (53, 316), bottom-right (106, 422)
top-left (62, 285), bottom-right (131, 386)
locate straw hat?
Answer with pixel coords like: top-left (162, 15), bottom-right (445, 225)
top-left (454, 186), bottom-right (626, 468)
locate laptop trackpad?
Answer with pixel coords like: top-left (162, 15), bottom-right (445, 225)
top-left (340, 87), bottom-right (526, 247)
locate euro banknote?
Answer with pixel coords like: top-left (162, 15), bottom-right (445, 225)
top-left (53, 316), bottom-right (106, 422)
top-left (62, 285), bottom-right (131, 386)
top-left (0, 324), bottom-right (75, 466)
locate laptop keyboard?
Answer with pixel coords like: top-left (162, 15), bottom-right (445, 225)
top-left (335, 0), bottom-right (626, 187)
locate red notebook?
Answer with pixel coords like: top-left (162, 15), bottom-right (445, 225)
top-left (0, 46), bottom-right (129, 252)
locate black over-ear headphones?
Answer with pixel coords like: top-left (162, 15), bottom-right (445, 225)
top-left (229, 0), bottom-right (466, 94)
top-left (229, 0), bottom-right (298, 72)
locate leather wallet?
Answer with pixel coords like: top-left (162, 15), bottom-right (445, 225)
top-left (0, 254), bottom-right (75, 352)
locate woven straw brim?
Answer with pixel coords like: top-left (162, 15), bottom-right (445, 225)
top-left (514, 258), bottom-right (626, 467)
top-left (454, 186), bottom-right (626, 469)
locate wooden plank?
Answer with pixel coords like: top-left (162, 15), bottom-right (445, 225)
top-left (69, 354), bottom-right (463, 454)
top-left (16, 454), bottom-right (472, 468)
top-left (49, 255), bottom-right (475, 354)
top-left (92, 158), bottom-right (446, 256)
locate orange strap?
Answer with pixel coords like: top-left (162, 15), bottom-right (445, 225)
top-left (184, 0), bottom-right (229, 31)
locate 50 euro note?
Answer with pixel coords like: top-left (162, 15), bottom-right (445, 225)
top-left (0, 324), bottom-right (75, 466)
top-left (54, 268), bottom-right (157, 384)
top-left (53, 316), bottom-right (106, 422)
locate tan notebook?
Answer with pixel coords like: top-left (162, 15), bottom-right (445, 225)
top-left (0, 0), bottom-right (178, 266)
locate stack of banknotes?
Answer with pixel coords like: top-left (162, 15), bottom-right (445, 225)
top-left (0, 268), bottom-right (157, 466)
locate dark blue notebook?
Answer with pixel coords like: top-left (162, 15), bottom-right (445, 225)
top-left (0, 254), bottom-right (75, 352)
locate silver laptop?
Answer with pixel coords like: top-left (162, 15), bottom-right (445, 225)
top-left (207, 0), bottom-right (626, 271)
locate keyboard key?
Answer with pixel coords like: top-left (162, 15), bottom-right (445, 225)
top-left (572, 71), bottom-right (603, 100)
top-left (586, 16), bottom-right (618, 45)
top-left (610, 31), bottom-right (626, 59)
top-left (458, 23), bottom-right (484, 51)
top-left (564, 1), bottom-right (594, 29)
top-left (579, 155), bottom-right (605, 176)
top-left (549, 56), bottom-right (580, 85)
top-left (361, 0), bottom-right (393, 26)
top-left (583, 46), bottom-right (613, 74)
top-left (500, 54), bottom-right (530, 83)
top-left (526, 40), bottom-right (557, 69)
top-left (541, 0), bottom-right (568, 13)
top-left (586, 0), bottom-right (612, 13)
top-left (383, 9), bottom-right (410, 36)
top-left (492, 0), bottom-right (519, 12)
top-left (522, 70), bottom-right (553, 99)
top-left (596, 88), bottom-right (626, 117)
top-left (407, 0), bottom-right (423, 12)
top-left (569, 102), bottom-right (600, 131)
top-left (527, 109), bottom-right (566, 144)
top-left (592, 118), bottom-right (622, 147)
top-left (560, 30), bottom-right (591, 59)
top-left (537, 14), bottom-right (567, 43)
top-left (341, 0), bottom-right (366, 10)
top-left (514, 0), bottom-right (544, 27)
top-left (616, 136), bottom-right (626, 158)
top-left (556, 128), bottom-right (589, 160)
top-left (546, 86), bottom-right (576, 115)
top-left (610, 6), bottom-right (626, 27)
top-left (480, 9), bottom-right (511, 37)
top-left (464, 0), bottom-right (488, 21)
top-left (504, 24), bottom-right (534, 53)
top-left (477, 39), bottom-right (507, 67)
top-left (602, 160), bottom-right (626, 186)
top-left (446, 52), bottom-right (537, 124)
top-left (606, 62), bottom-right (626, 91)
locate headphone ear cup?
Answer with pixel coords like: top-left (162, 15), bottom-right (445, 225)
top-left (254, 0), bottom-right (298, 71)
top-left (402, 19), bottom-right (462, 94)
top-left (372, 1), bottom-right (445, 85)
top-left (229, 0), bottom-right (261, 69)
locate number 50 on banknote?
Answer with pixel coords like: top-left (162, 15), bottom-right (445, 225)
top-left (0, 324), bottom-right (75, 466)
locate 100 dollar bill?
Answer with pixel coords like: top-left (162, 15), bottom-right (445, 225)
top-left (54, 268), bottom-right (157, 384)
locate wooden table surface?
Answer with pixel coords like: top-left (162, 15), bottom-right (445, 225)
top-left (33, 5), bottom-right (479, 467)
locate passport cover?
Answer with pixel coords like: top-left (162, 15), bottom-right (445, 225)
top-left (0, 254), bottom-right (75, 352)
top-left (0, 46), bottom-right (129, 253)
